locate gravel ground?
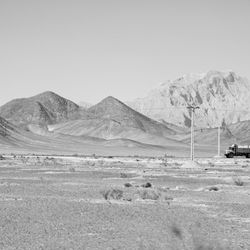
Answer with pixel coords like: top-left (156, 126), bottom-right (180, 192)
top-left (0, 155), bottom-right (250, 250)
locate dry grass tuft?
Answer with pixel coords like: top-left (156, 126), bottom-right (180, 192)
top-left (141, 182), bottom-right (152, 188)
top-left (120, 173), bottom-right (129, 178)
top-left (0, 155), bottom-right (5, 160)
top-left (208, 186), bottom-right (219, 191)
top-left (233, 177), bottom-right (244, 186)
top-left (124, 183), bottom-right (133, 188)
top-left (100, 188), bottom-right (124, 200)
top-left (69, 167), bottom-right (76, 172)
top-left (171, 224), bottom-right (183, 240)
top-left (139, 189), bottom-right (160, 200)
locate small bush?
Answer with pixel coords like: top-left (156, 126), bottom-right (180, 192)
top-left (171, 225), bottom-right (182, 239)
top-left (209, 186), bottom-right (219, 191)
top-left (124, 183), bottom-right (133, 188)
top-left (120, 173), bottom-right (129, 178)
top-left (234, 177), bottom-right (244, 186)
top-left (164, 196), bottom-right (174, 201)
top-left (141, 182), bottom-right (152, 188)
top-left (100, 190), bottom-right (109, 200)
top-left (0, 155), bottom-right (5, 160)
top-left (69, 167), bottom-right (76, 172)
top-left (101, 188), bottom-right (123, 200)
top-left (208, 161), bottom-right (215, 167)
top-left (139, 189), bottom-right (160, 200)
top-left (160, 154), bottom-right (168, 167)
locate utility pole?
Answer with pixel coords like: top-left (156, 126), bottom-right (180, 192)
top-left (217, 124), bottom-right (221, 157)
top-left (215, 119), bottom-right (223, 158)
top-left (187, 105), bottom-right (200, 161)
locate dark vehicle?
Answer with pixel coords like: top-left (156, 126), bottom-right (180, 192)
top-left (225, 144), bottom-right (250, 158)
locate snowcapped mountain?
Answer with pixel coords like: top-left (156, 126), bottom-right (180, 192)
top-left (128, 70), bottom-right (250, 128)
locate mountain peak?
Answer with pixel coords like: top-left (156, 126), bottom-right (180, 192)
top-left (32, 91), bottom-right (65, 100)
top-left (0, 91), bottom-right (80, 127)
top-left (88, 96), bottom-right (130, 116)
top-left (129, 70), bottom-right (250, 128)
top-left (100, 96), bottom-right (122, 104)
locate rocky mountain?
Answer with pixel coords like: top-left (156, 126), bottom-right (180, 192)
top-left (49, 96), bottom-right (182, 146)
top-left (0, 91), bottom-right (81, 128)
top-left (128, 71), bottom-right (250, 128)
top-left (228, 120), bottom-right (250, 143)
top-left (0, 116), bottom-right (16, 137)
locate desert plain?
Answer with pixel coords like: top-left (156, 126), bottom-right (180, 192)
top-left (0, 154), bottom-right (250, 250)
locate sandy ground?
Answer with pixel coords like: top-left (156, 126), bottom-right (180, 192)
top-left (0, 155), bottom-right (250, 249)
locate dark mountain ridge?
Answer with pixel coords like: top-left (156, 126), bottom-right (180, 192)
top-left (50, 96), bottom-right (178, 145)
top-left (0, 91), bottom-right (80, 128)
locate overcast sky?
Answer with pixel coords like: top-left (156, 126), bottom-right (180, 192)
top-left (0, 0), bottom-right (249, 105)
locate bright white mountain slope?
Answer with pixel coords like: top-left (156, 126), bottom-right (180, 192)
top-left (128, 71), bottom-right (250, 128)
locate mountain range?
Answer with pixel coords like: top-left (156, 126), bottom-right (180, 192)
top-left (0, 91), bottom-right (82, 129)
top-left (128, 70), bottom-right (250, 128)
top-left (1, 70), bottom-right (250, 156)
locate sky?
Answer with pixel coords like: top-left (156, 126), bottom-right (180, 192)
top-left (0, 0), bottom-right (250, 105)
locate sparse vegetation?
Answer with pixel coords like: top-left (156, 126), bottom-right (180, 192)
top-left (160, 153), bottom-right (168, 167)
top-left (124, 183), bottom-right (133, 188)
top-left (0, 155), bottom-right (5, 160)
top-left (101, 188), bottom-right (124, 200)
top-left (141, 182), bottom-right (152, 188)
top-left (0, 154), bottom-right (246, 248)
top-left (69, 167), bottom-right (76, 172)
top-left (234, 177), bottom-right (244, 186)
top-left (139, 189), bottom-right (160, 200)
top-left (171, 224), bottom-right (183, 239)
top-left (208, 161), bottom-right (215, 167)
top-left (120, 173), bottom-right (129, 178)
top-left (209, 186), bottom-right (219, 191)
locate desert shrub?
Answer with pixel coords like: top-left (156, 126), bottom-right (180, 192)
top-left (209, 186), bottom-right (219, 191)
top-left (171, 225), bottom-right (183, 239)
top-left (100, 188), bottom-right (123, 200)
top-left (139, 189), bottom-right (160, 200)
top-left (110, 189), bottom-right (123, 199)
top-left (87, 161), bottom-right (95, 167)
top-left (0, 155), bottom-right (5, 160)
top-left (11, 153), bottom-right (16, 158)
top-left (100, 190), bottom-right (109, 200)
top-left (124, 183), bottom-right (133, 188)
top-left (69, 167), bottom-right (76, 172)
top-left (234, 177), bottom-right (244, 186)
top-left (141, 182), bottom-right (152, 188)
top-left (208, 161), bottom-right (215, 167)
top-left (120, 173), bottom-right (129, 178)
top-left (160, 154), bottom-right (168, 167)
top-left (39, 176), bottom-right (48, 184)
top-left (164, 196), bottom-right (174, 201)
top-left (97, 160), bottom-right (105, 166)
